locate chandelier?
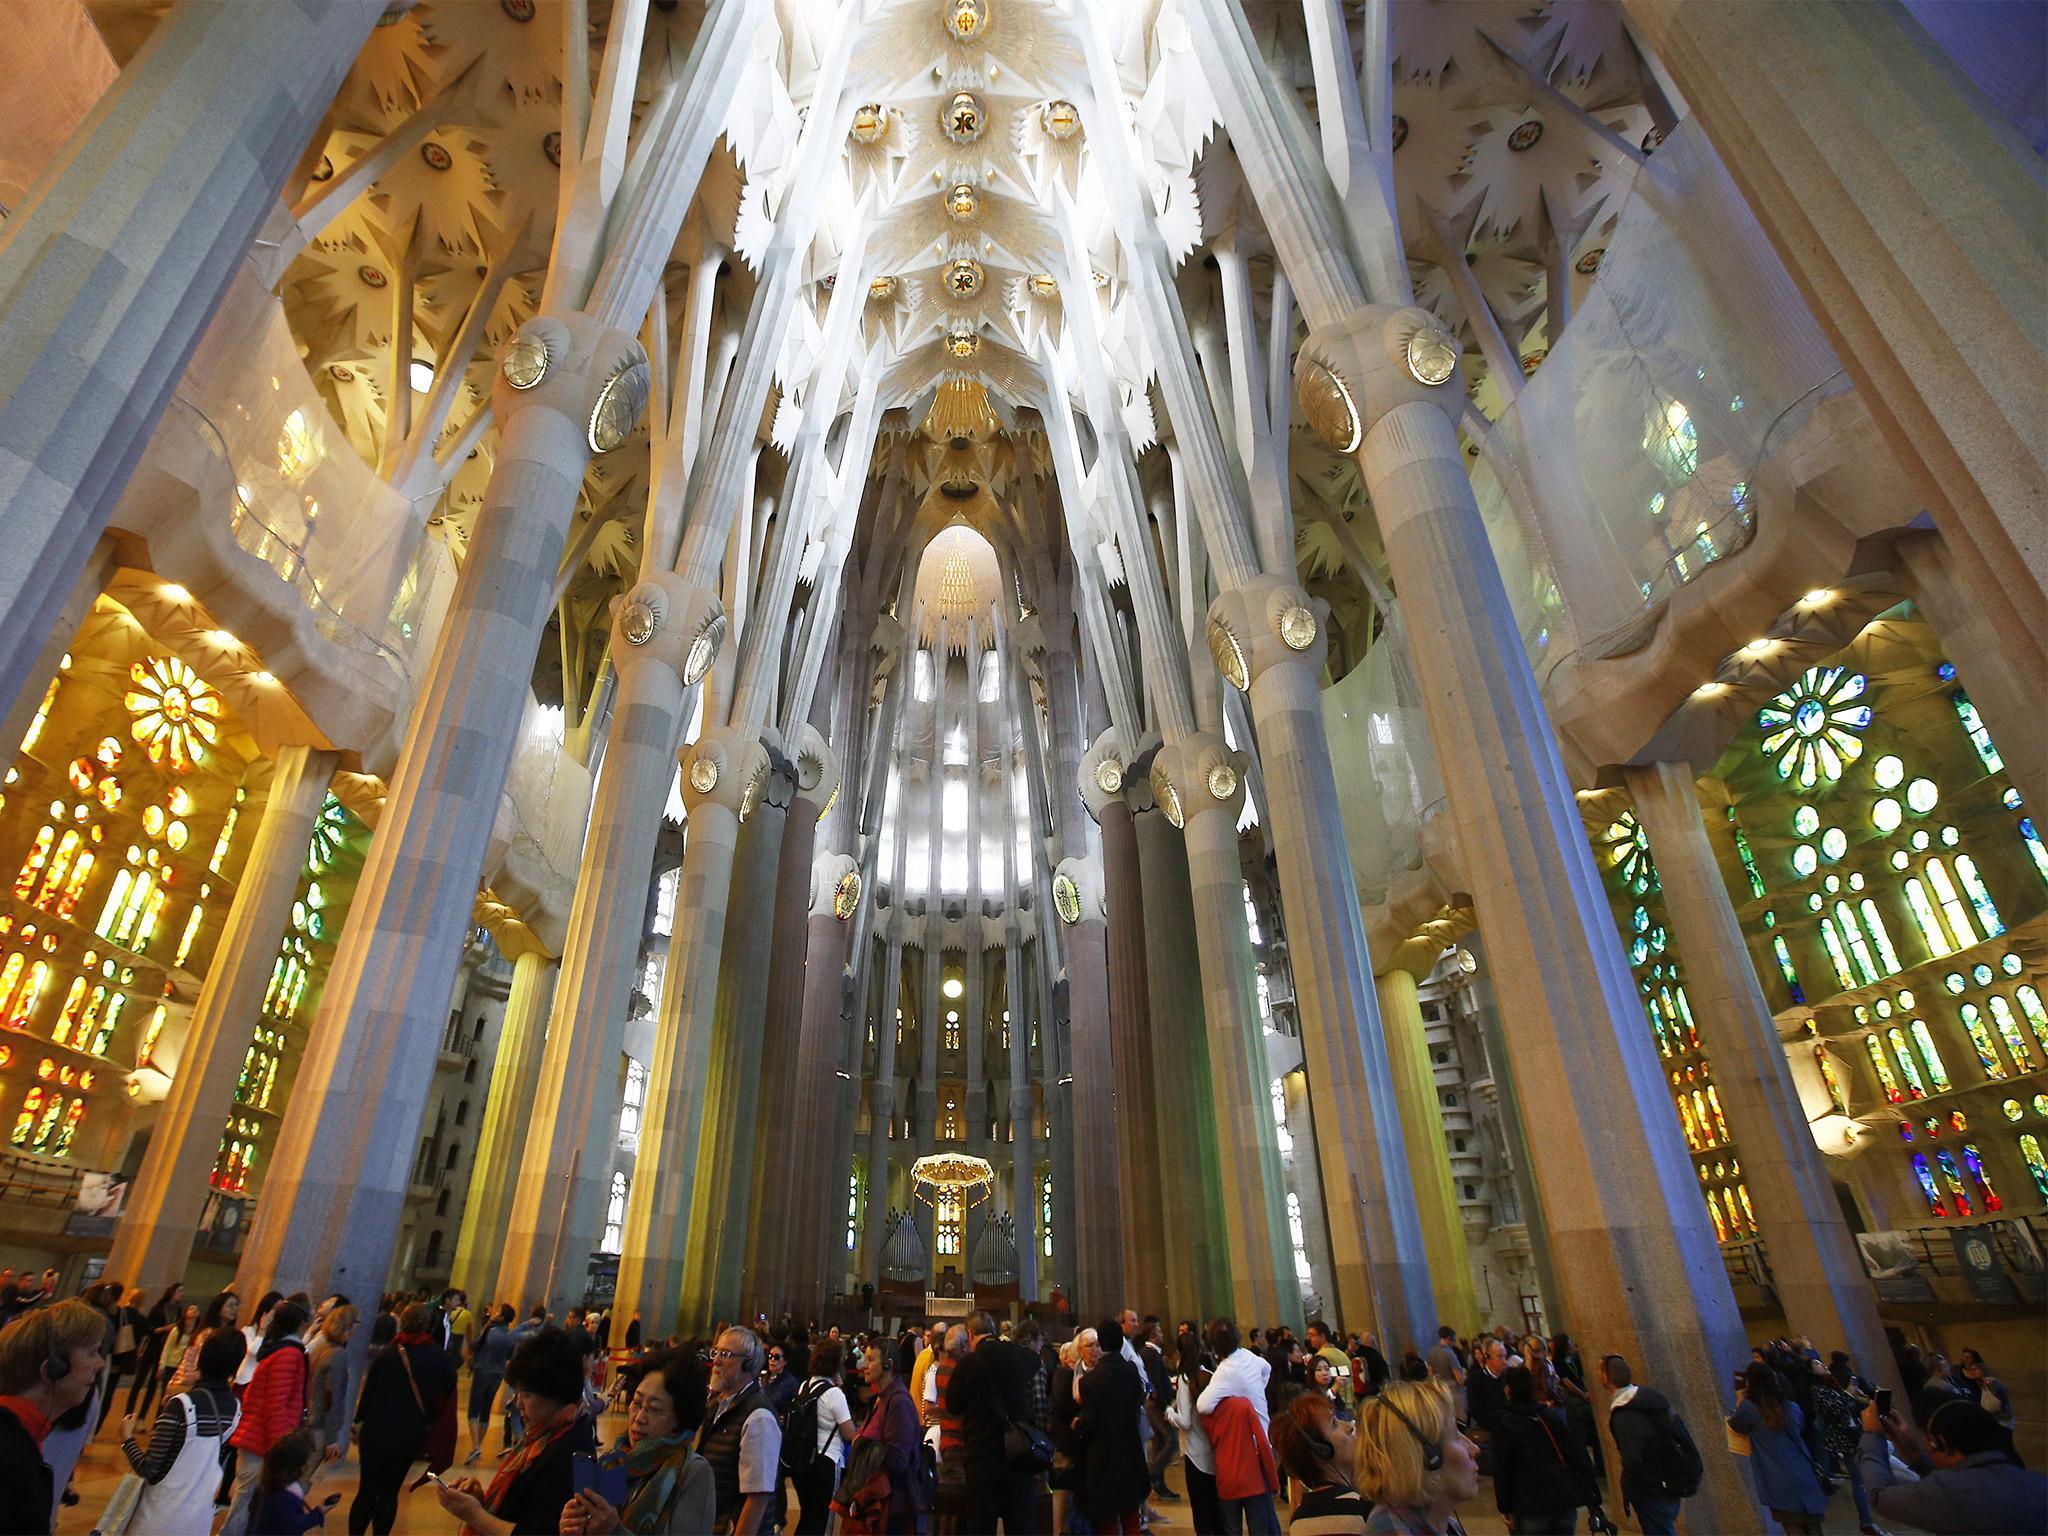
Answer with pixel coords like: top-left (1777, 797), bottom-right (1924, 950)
top-left (909, 1152), bottom-right (997, 1209)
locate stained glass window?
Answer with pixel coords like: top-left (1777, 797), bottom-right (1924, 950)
top-left (602, 1170), bottom-right (627, 1254)
top-left (1959, 1004), bottom-right (2006, 1079)
top-left (1772, 937), bottom-right (1805, 1004)
top-left (1934, 1149), bottom-right (1973, 1216)
top-left (937, 1188), bottom-right (962, 1255)
top-left (1909, 1021), bottom-right (1950, 1092)
top-left (2019, 817), bottom-right (2048, 885)
top-left (1910, 1153), bottom-right (1946, 1216)
top-left (1857, 900), bottom-right (1903, 975)
top-left (1705, 1085), bottom-right (1729, 1143)
top-left (1949, 689), bottom-right (2003, 774)
top-left (1924, 860), bottom-right (1978, 947)
top-left (1886, 1028), bottom-right (1927, 1099)
top-left (1816, 1046), bottom-right (1848, 1114)
top-left (2017, 987), bottom-right (2048, 1056)
top-left (1819, 918), bottom-right (1857, 991)
top-left (1758, 667), bottom-right (1870, 788)
top-left (1730, 813), bottom-right (1766, 898)
top-left (1951, 857), bottom-right (2004, 937)
top-left (1987, 996), bottom-right (2036, 1073)
top-left (1040, 1170), bottom-right (1054, 1258)
top-left (1865, 1035), bottom-right (1903, 1103)
top-left (1835, 902), bottom-right (1880, 984)
top-left (2021, 1135), bottom-right (2048, 1203)
top-left (124, 657), bottom-right (221, 772)
top-left (1599, 813), bottom-right (1657, 896)
top-left (1960, 1145), bottom-right (2002, 1212)
top-left (1903, 879), bottom-right (1953, 957)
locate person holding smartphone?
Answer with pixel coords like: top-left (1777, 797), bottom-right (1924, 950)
top-left (559, 1348), bottom-right (714, 1534)
top-left (434, 1327), bottom-right (594, 1535)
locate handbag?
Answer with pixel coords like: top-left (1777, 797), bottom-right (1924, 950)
top-left (995, 1391), bottom-right (1055, 1474)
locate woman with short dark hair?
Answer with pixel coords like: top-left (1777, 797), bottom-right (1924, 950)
top-left (434, 1327), bottom-right (596, 1535)
top-left (349, 1302), bottom-right (457, 1535)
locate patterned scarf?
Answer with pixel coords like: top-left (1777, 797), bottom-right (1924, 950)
top-left (619, 1431), bottom-right (699, 1533)
top-left (469, 1402), bottom-right (580, 1534)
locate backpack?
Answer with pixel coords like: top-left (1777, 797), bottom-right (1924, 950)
top-left (781, 1380), bottom-right (835, 1478)
top-left (831, 1439), bottom-right (895, 1536)
top-left (1626, 1401), bottom-right (1704, 1499)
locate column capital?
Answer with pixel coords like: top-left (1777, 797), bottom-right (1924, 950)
top-left (611, 572), bottom-right (727, 688)
top-left (1207, 573), bottom-right (1329, 689)
top-left (1078, 728), bottom-right (1130, 821)
top-left (493, 310), bottom-right (651, 447)
top-left (791, 725), bottom-right (840, 819)
top-left (1050, 854), bottom-right (1105, 928)
top-left (680, 724), bottom-right (765, 818)
top-left (1149, 732), bottom-right (1248, 830)
top-left (809, 850), bottom-right (860, 921)
top-left (1294, 302), bottom-right (1466, 449)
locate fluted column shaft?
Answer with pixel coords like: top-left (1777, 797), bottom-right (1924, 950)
top-left (1246, 645), bottom-right (1435, 1348)
top-left (613, 793), bottom-right (741, 1332)
top-left (242, 317), bottom-right (634, 1305)
top-left (743, 787), bottom-right (824, 1317)
top-left (453, 949), bottom-right (556, 1294)
top-left (1375, 968), bottom-right (1480, 1336)
top-left (1132, 810), bottom-right (1229, 1319)
top-left (1341, 356), bottom-right (1754, 1529)
top-left (1182, 802), bottom-right (1299, 1330)
top-left (1624, 761), bottom-right (1897, 1393)
top-left (1100, 800), bottom-right (1169, 1314)
top-left (0, 0), bottom-right (379, 721)
top-left (1004, 930), bottom-right (1038, 1300)
top-left (498, 633), bottom-right (689, 1312)
top-left (786, 898), bottom-right (853, 1313)
top-left (111, 745), bottom-right (338, 1292)
top-left (862, 930), bottom-right (904, 1288)
top-left (687, 782), bottom-right (791, 1322)
top-left (1065, 910), bottom-right (1119, 1316)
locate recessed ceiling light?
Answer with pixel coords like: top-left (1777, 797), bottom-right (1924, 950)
top-left (254, 671), bottom-right (277, 686)
top-left (409, 360), bottom-right (436, 394)
top-left (161, 584), bottom-right (190, 603)
top-left (1693, 681), bottom-right (1724, 697)
top-left (1802, 588), bottom-right (1832, 604)
top-left (1740, 638), bottom-right (1773, 656)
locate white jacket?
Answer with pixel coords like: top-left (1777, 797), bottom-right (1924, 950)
top-left (1195, 1347), bottom-right (1271, 1434)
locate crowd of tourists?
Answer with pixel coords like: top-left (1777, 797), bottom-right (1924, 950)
top-left (0, 1268), bottom-right (2041, 1536)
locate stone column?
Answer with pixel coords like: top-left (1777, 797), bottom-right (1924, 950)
top-left (1624, 761), bottom-right (1897, 1390)
top-left (1300, 304), bottom-right (1756, 1531)
top-left (1375, 967), bottom-right (1481, 1336)
top-left (1280, 1069), bottom-right (1343, 1326)
top-left (744, 739), bottom-right (836, 1318)
top-left (1098, 796), bottom-right (1169, 1313)
top-left (0, 0), bottom-right (380, 722)
top-left (782, 876), bottom-right (853, 1315)
top-left (452, 947), bottom-right (556, 1295)
top-left (240, 315), bottom-right (645, 1305)
top-left (1003, 928), bottom-right (1039, 1301)
top-left (1889, 528), bottom-right (2046, 815)
top-left (1625, 0), bottom-right (2048, 697)
top-left (1207, 580), bottom-right (1437, 1349)
top-left (496, 572), bottom-right (718, 1312)
top-left (690, 754), bottom-right (793, 1322)
top-left (1155, 738), bottom-right (1300, 1330)
top-left (1130, 792), bottom-right (1230, 1319)
top-left (610, 728), bottom-right (749, 1331)
top-left (862, 926), bottom-right (905, 1288)
top-left (109, 744), bottom-right (337, 1292)
top-left (1056, 856), bottom-right (1120, 1317)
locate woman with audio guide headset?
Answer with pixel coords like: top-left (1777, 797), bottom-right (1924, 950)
top-left (0, 1297), bottom-right (107, 1536)
top-left (1353, 1380), bottom-right (1480, 1536)
top-left (1271, 1392), bottom-right (1367, 1534)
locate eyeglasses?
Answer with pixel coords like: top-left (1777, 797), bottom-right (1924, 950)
top-left (710, 1347), bottom-right (744, 1361)
top-left (768, 1353), bottom-right (784, 1362)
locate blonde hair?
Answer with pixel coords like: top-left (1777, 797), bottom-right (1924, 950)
top-left (0, 1299), bottom-right (105, 1395)
top-left (1355, 1378), bottom-right (1456, 1511)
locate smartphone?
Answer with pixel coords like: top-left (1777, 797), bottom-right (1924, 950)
top-left (571, 1451), bottom-right (630, 1508)
top-left (425, 1471), bottom-right (452, 1493)
top-left (1875, 1388), bottom-right (1892, 1419)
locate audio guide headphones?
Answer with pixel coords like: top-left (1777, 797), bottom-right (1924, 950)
top-left (1377, 1394), bottom-right (1444, 1471)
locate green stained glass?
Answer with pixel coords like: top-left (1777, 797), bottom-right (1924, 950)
top-left (1794, 806), bottom-right (1820, 837)
top-left (1989, 996), bottom-right (2036, 1073)
top-left (2003, 1098), bottom-right (2024, 1122)
top-left (1772, 936), bottom-right (1804, 1004)
top-left (1905, 879), bottom-right (1953, 957)
top-left (1952, 856), bottom-right (2004, 937)
top-left (2021, 1135), bottom-right (2048, 1203)
top-left (1759, 666), bottom-right (1871, 788)
top-left (1730, 818), bottom-right (1765, 898)
top-left (1859, 900), bottom-right (1902, 975)
top-left (1950, 689), bottom-right (2003, 774)
top-left (2017, 987), bottom-right (2048, 1056)
top-left (1865, 1034), bottom-right (1902, 1103)
top-left (1835, 902), bottom-right (1880, 985)
top-left (1887, 1027), bottom-right (1927, 1098)
top-left (1910, 1021), bottom-right (1950, 1092)
top-left (1925, 859), bottom-right (1977, 947)
top-left (1819, 917), bottom-right (1857, 991)
top-left (1961, 1003), bottom-right (2006, 1079)
top-left (1872, 798), bottom-right (1902, 833)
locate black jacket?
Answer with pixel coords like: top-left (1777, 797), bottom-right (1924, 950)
top-left (1492, 1401), bottom-right (1598, 1517)
top-left (947, 1336), bottom-right (1040, 1472)
top-left (353, 1338), bottom-right (457, 1456)
top-left (1467, 1365), bottom-right (1508, 1434)
top-left (1608, 1386), bottom-right (1701, 1514)
top-left (1076, 1354), bottom-right (1148, 1521)
top-left (0, 1403), bottom-right (53, 1536)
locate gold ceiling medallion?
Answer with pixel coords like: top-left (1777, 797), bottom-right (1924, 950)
top-left (1026, 273), bottom-right (1058, 298)
top-left (944, 0), bottom-right (988, 42)
top-left (833, 869), bottom-right (862, 920)
top-left (1042, 99), bottom-right (1081, 139)
top-left (1279, 605), bottom-right (1319, 651)
top-left (1207, 762), bottom-right (1239, 801)
top-left (946, 183), bottom-right (979, 221)
top-left (1052, 871), bottom-right (1082, 925)
top-left (943, 91), bottom-right (986, 144)
top-left (945, 258), bottom-right (985, 298)
top-left (1296, 359), bottom-right (1361, 453)
top-left (1405, 325), bottom-right (1459, 387)
top-left (945, 331), bottom-right (981, 358)
top-left (868, 275), bottom-right (899, 299)
top-left (1206, 614), bottom-right (1251, 692)
top-left (850, 103), bottom-right (888, 145)
top-left (1095, 758), bottom-right (1124, 796)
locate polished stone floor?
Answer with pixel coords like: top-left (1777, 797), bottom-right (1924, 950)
top-left (51, 1371), bottom-right (1920, 1536)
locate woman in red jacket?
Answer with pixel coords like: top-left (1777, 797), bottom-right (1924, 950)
top-left (220, 1300), bottom-right (311, 1535)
